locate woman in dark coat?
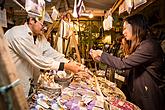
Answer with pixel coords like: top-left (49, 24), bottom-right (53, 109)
top-left (90, 14), bottom-right (165, 110)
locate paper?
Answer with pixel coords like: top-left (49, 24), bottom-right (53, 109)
top-left (0, 9), bottom-right (7, 27)
top-left (44, 11), bottom-right (53, 23)
top-left (51, 6), bottom-right (59, 21)
top-left (119, 1), bottom-right (127, 14)
top-left (103, 15), bottom-right (113, 30)
top-left (25, 0), bottom-right (45, 17)
top-left (125, 0), bottom-right (133, 14)
top-left (134, 0), bottom-right (147, 9)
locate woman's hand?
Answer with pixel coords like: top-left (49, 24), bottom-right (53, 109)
top-left (90, 49), bottom-right (103, 61)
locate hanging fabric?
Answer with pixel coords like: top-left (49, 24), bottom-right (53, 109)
top-left (57, 20), bottom-right (70, 53)
top-left (103, 15), bottom-right (113, 31)
top-left (72, 0), bottom-right (85, 18)
top-left (51, 6), bottom-right (59, 21)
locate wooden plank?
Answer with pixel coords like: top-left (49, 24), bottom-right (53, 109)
top-left (72, 33), bottom-right (81, 63)
top-left (56, 0), bottom-right (62, 10)
top-left (111, 0), bottom-right (124, 13)
top-left (64, 0), bottom-right (69, 11)
top-left (0, 27), bottom-right (29, 110)
top-left (45, 21), bottom-right (60, 39)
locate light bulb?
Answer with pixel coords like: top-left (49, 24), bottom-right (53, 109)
top-left (89, 13), bottom-right (93, 18)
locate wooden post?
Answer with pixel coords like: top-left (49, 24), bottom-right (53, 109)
top-left (0, 27), bottom-right (29, 110)
top-left (72, 33), bottom-right (81, 63)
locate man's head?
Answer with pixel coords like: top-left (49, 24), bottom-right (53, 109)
top-left (27, 16), bottom-right (44, 36)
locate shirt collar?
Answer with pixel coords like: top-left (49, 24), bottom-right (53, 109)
top-left (24, 22), bottom-right (33, 36)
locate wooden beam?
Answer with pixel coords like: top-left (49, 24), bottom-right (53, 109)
top-left (64, 0), bottom-right (69, 11)
top-left (56, 0), bottom-right (62, 10)
top-left (0, 27), bottom-right (28, 110)
top-left (111, 0), bottom-right (124, 13)
top-left (45, 21), bottom-right (60, 39)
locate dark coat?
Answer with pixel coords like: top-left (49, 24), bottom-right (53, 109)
top-left (100, 39), bottom-right (165, 110)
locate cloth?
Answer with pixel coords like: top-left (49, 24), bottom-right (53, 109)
top-left (4, 23), bottom-right (68, 97)
top-left (100, 39), bottom-right (165, 110)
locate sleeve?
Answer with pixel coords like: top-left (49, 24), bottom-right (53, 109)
top-left (100, 41), bottom-right (155, 70)
top-left (41, 37), bottom-right (69, 63)
top-left (10, 36), bottom-right (62, 71)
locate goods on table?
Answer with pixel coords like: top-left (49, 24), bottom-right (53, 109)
top-left (28, 68), bottom-right (140, 110)
top-left (58, 70), bottom-right (140, 110)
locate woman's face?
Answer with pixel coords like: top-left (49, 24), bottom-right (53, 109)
top-left (123, 21), bottom-right (135, 41)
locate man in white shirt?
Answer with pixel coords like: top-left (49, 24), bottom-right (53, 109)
top-left (4, 15), bottom-right (82, 97)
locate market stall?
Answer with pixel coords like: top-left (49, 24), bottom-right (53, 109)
top-left (27, 67), bottom-right (140, 110)
top-left (1, 0), bottom-right (165, 110)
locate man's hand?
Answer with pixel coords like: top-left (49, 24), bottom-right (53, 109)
top-left (64, 61), bottom-right (83, 73)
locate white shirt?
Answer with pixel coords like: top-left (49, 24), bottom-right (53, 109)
top-left (4, 23), bottom-right (68, 97)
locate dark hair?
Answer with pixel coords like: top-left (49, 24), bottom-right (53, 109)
top-left (124, 14), bottom-right (149, 53)
top-left (124, 14), bottom-right (149, 41)
top-left (26, 17), bottom-right (37, 24)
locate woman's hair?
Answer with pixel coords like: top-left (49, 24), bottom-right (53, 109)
top-left (124, 14), bottom-right (149, 53)
top-left (118, 36), bottom-right (131, 56)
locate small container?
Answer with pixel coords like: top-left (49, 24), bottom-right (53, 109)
top-left (54, 71), bottom-right (74, 88)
